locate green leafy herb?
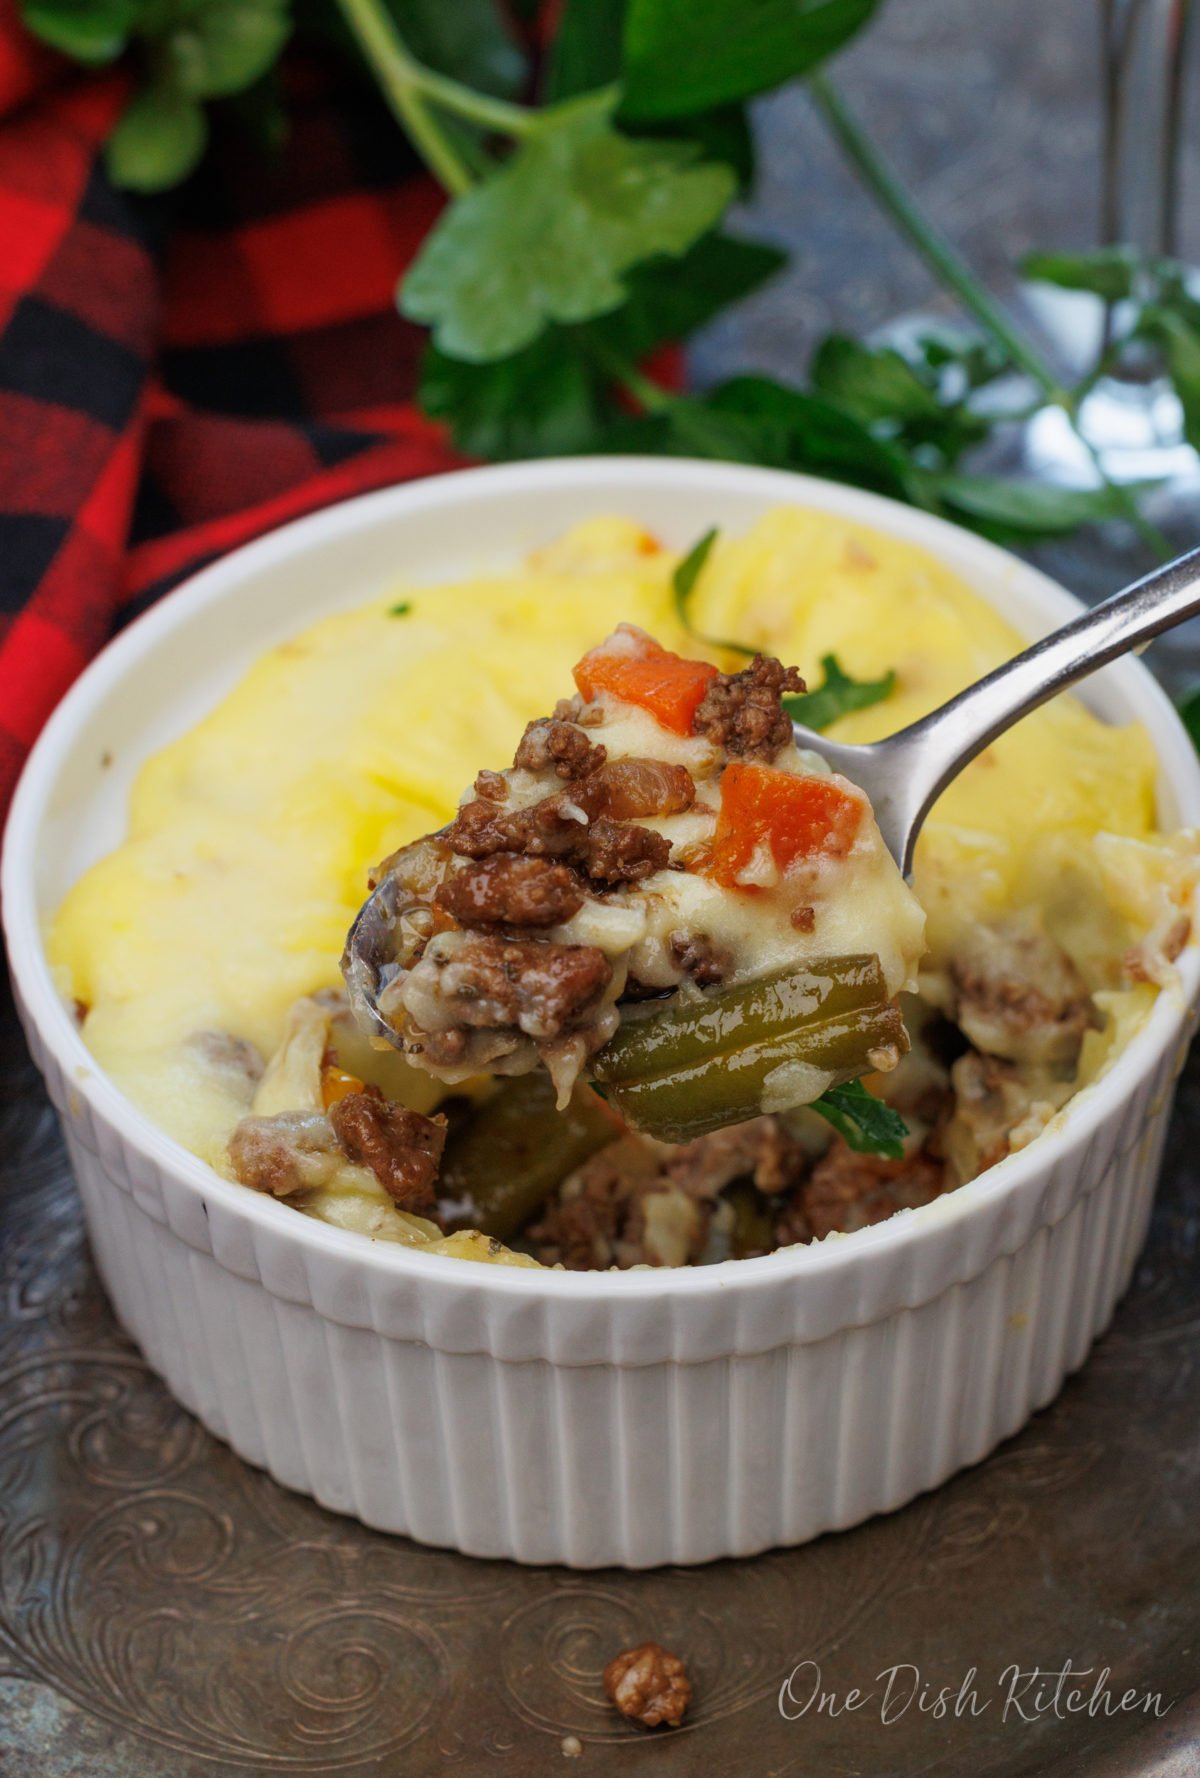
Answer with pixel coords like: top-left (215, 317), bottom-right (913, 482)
top-left (1140, 305), bottom-right (1200, 453)
top-left (23, 0), bottom-right (293, 191)
top-left (1020, 247), bottom-right (1140, 304)
top-left (810, 330), bottom-right (1001, 466)
top-left (670, 525), bottom-right (757, 658)
top-left (106, 80), bottom-right (209, 190)
top-left (928, 473), bottom-right (1141, 541)
top-left (27, 0), bottom-right (1183, 561)
top-left (161, 0), bottom-right (291, 100)
top-left (388, 600), bottom-right (413, 616)
top-left (622, 0), bottom-right (883, 120)
top-left (401, 90), bottom-right (735, 361)
top-left (672, 526), bottom-right (717, 605)
top-left (417, 231), bottom-right (784, 460)
top-left (812, 1078), bottom-right (907, 1159)
top-left (545, 0), bottom-right (627, 100)
top-left (606, 232), bottom-right (785, 359)
top-left (785, 654), bottom-right (895, 732)
top-left (393, 0), bottom-right (525, 98)
top-left (811, 334), bottom-right (942, 427)
top-left (421, 331), bottom-right (612, 460)
top-left (606, 376), bottom-right (915, 502)
top-left (22, 0), bottom-right (140, 63)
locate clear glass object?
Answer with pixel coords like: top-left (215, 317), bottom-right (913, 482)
top-left (1024, 0), bottom-right (1199, 501)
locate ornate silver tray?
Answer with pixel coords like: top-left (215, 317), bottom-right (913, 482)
top-left (2, 971), bottom-right (1198, 1776)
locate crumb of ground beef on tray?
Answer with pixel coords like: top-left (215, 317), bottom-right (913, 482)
top-left (603, 1642), bottom-right (692, 1729)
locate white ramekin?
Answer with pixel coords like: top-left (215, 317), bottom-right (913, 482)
top-left (5, 459), bottom-right (1198, 1569)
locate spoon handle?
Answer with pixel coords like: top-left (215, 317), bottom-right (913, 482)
top-left (882, 544), bottom-right (1200, 873)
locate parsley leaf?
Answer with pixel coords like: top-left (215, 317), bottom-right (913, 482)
top-left (106, 80), bottom-right (209, 190)
top-left (1021, 247), bottom-right (1140, 304)
top-left (785, 654), bottom-right (895, 732)
top-left (670, 526), bottom-right (758, 658)
top-left (387, 601), bottom-right (412, 616)
top-left (811, 330), bottom-right (1003, 466)
top-left (545, 0), bottom-right (627, 100)
top-left (928, 473), bottom-right (1142, 540)
top-left (622, 0), bottom-right (884, 119)
top-left (394, 0), bottom-right (525, 98)
top-left (812, 1078), bottom-right (907, 1159)
top-left (811, 334), bottom-right (943, 427)
top-left (21, 0), bottom-right (140, 63)
top-left (421, 332), bottom-right (612, 459)
top-left (606, 232), bottom-right (785, 359)
top-left (1140, 305), bottom-right (1200, 453)
top-left (417, 230), bottom-right (782, 459)
top-left (162, 0), bottom-right (291, 100)
top-left (401, 90), bottom-right (736, 362)
top-left (672, 527), bottom-right (717, 606)
top-left (606, 376), bottom-right (915, 501)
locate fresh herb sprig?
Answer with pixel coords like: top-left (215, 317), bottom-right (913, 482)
top-left (812, 1078), bottom-right (907, 1158)
top-left (787, 655), bottom-right (895, 732)
top-left (672, 527), bottom-right (898, 730)
top-left (670, 526), bottom-right (757, 658)
top-left (1022, 247), bottom-right (1200, 454)
top-left (24, 0), bottom-right (292, 190)
top-left (21, 0), bottom-right (1193, 558)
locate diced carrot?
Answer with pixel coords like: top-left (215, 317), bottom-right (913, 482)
top-left (322, 1066), bottom-right (364, 1109)
top-left (573, 630), bottom-right (717, 735)
top-left (707, 762), bottom-right (864, 887)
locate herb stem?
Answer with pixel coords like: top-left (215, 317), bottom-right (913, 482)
top-left (577, 327), bottom-right (675, 413)
top-left (332, 0), bottom-right (537, 197)
top-left (808, 72), bottom-right (1067, 404)
top-left (810, 71), bottom-right (1173, 562)
top-left (1079, 433), bottom-right (1174, 558)
top-left (415, 66), bottom-right (539, 140)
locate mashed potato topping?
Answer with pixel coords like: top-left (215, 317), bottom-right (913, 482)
top-left (49, 508), bottom-right (1198, 1265)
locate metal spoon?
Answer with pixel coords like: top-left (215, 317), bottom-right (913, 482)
top-left (345, 544), bottom-right (1200, 1045)
top-left (801, 544), bottom-right (1200, 876)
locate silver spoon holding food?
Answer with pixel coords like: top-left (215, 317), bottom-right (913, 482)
top-left (343, 543), bottom-right (1200, 1147)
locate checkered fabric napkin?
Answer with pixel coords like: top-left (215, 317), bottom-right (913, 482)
top-left (0, 5), bottom-right (465, 825)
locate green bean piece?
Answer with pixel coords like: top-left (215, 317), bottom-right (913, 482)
top-left (591, 954), bottom-right (904, 1144)
top-left (724, 1179), bottom-right (778, 1259)
top-left (438, 1073), bottom-right (620, 1239)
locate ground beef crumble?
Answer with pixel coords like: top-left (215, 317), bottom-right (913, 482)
top-left (798, 1139), bottom-right (945, 1240)
top-left (948, 915), bottom-right (1095, 1067)
top-left (691, 654), bottom-right (805, 762)
top-left (603, 1643), bottom-right (692, 1730)
top-left (669, 928), bottom-right (730, 986)
top-left (446, 777), bottom-right (675, 887)
top-left (329, 1089), bottom-right (446, 1210)
top-left (434, 854), bottom-right (586, 928)
top-left (472, 768), bottom-right (509, 802)
top-left (229, 1110), bottom-right (345, 1197)
top-left (420, 932), bottom-right (613, 1041)
top-left (513, 716), bottom-right (606, 779)
top-left (527, 1113), bottom-right (948, 1268)
top-left (444, 791), bottom-right (587, 861)
top-left (582, 816), bottom-right (670, 883)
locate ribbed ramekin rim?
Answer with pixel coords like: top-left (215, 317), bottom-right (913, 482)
top-left (5, 456), bottom-right (1200, 1305)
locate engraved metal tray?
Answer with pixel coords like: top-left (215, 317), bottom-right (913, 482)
top-left (2, 961), bottom-right (1198, 1776)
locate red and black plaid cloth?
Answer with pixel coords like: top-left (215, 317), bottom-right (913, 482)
top-left (0, 1), bottom-right (475, 823)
